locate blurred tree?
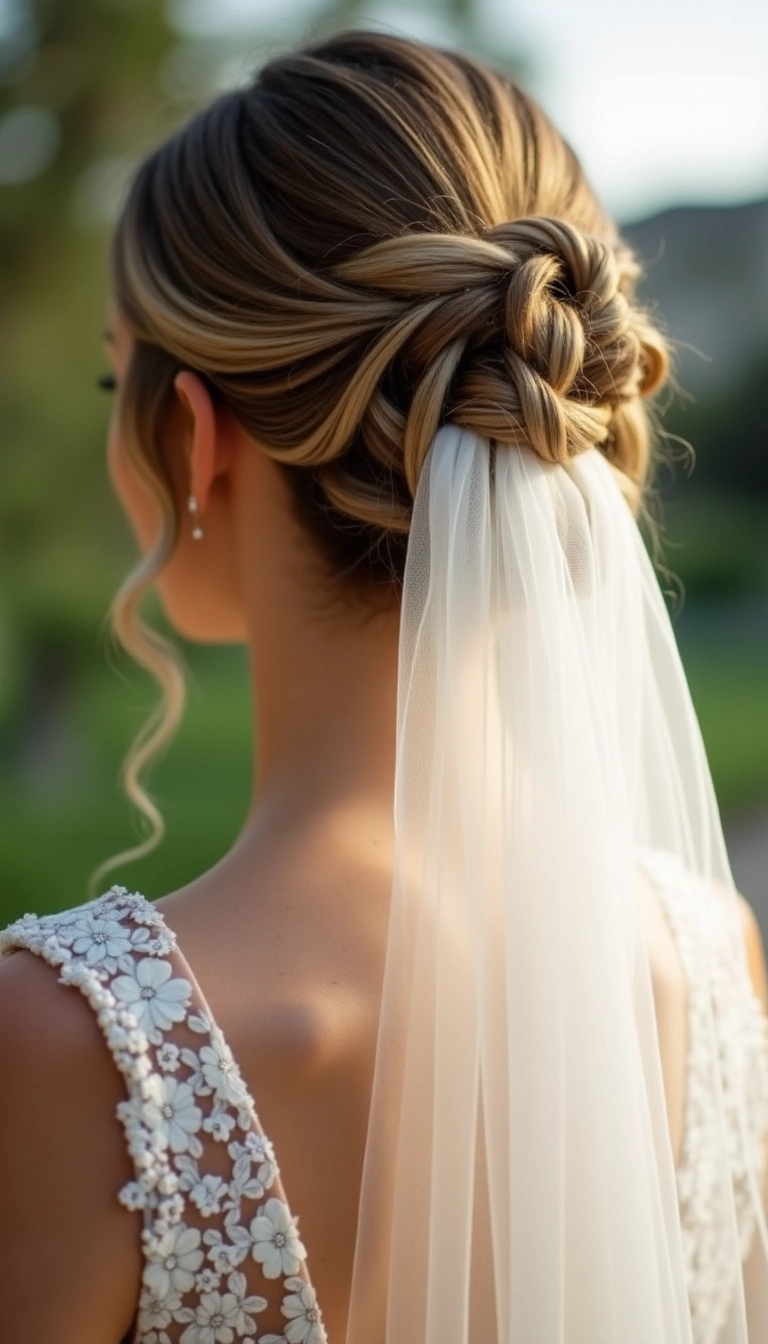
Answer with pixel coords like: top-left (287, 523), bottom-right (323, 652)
top-left (664, 346), bottom-right (768, 499)
top-left (0, 0), bottom-right (179, 783)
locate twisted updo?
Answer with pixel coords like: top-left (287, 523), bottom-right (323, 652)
top-left (98, 29), bottom-right (669, 883)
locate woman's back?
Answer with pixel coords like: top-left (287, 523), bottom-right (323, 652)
top-left (3, 832), bottom-right (767, 1344)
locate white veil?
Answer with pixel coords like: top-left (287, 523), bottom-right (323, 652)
top-left (344, 424), bottom-right (768, 1342)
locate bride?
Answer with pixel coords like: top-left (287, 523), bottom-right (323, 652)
top-left (1, 29), bottom-right (767, 1344)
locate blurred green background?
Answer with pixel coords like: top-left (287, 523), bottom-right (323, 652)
top-left (1, 0), bottom-right (767, 927)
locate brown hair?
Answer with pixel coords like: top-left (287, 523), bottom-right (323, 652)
top-left (94, 29), bottom-right (669, 887)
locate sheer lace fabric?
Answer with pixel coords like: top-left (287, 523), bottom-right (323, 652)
top-left (0, 887), bottom-right (328, 1344)
top-left (638, 850), bottom-right (768, 1344)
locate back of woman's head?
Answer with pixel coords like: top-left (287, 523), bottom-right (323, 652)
top-left (112, 28), bottom-right (668, 594)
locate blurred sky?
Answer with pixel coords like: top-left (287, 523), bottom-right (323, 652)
top-left (1, 0), bottom-right (767, 221)
top-left (172, 0), bottom-right (768, 222)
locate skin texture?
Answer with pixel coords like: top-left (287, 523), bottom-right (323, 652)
top-left (0, 310), bottom-right (767, 1342)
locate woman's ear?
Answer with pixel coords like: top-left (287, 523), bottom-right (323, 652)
top-left (173, 370), bottom-right (233, 512)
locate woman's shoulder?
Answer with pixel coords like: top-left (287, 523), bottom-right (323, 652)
top-left (0, 897), bottom-right (144, 1342)
top-left (0, 888), bottom-right (141, 1070)
top-left (0, 912), bottom-right (136, 1156)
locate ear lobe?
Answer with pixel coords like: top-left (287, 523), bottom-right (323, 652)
top-left (173, 370), bottom-right (222, 512)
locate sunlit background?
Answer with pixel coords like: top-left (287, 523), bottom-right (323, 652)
top-left (1, 0), bottom-right (767, 928)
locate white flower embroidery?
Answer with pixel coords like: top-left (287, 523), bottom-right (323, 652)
top-left (198, 1031), bottom-right (251, 1106)
top-left (210, 1242), bottom-right (245, 1274)
top-left (173, 1153), bottom-right (202, 1192)
top-left (203, 1110), bottom-right (236, 1142)
top-left (145, 1223), bottom-right (204, 1296)
top-left (225, 1269), bottom-right (267, 1334)
top-left (131, 901), bottom-right (165, 926)
top-left (157, 1041), bottom-right (181, 1072)
top-left (59, 960), bottom-right (106, 993)
top-left (118, 1180), bottom-right (147, 1211)
top-left (246, 1131), bottom-right (275, 1161)
top-left (280, 1277), bottom-right (326, 1344)
top-left (249, 1199), bottom-right (306, 1279)
top-left (137, 1282), bottom-right (182, 1332)
top-left (188, 1010), bottom-right (213, 1034)
top-left (143, 1075), bottom-right (203, 1155)
top-left (226, 1149), bottom-right (277, 1208)
top-left (158, 1191), bottom-right (185, 1226)
top-left (39, 903), bottom-right (102, 946)
top-left (112, 957), bottom-right (191, 1036)
top-left (228, 1132), bottom-right (278, 1198)
top-left (145, 928), bottom-right (177, 956)
top-left (195, 1267), bottom-right (222, 1294)
top-left (178, 1287), bottom-right (244, 1344)
top-left (71, 915), bottom-right (133, 963)
top-left (2, 892), bottom-right (331, 1340)
top-left (179, 1045), bottom-right (210, 1094)
top-left (230, 1131), bottom-right (276, 1164)
top-left (220, 1208), bottom-right (256, 1261)
top-left (190, 1173), bottom-right (228, 1217)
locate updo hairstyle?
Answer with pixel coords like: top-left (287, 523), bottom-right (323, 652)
top-left (97, 30), bottom-right (669, 883)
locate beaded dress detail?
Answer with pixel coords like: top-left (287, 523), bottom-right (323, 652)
top-left (2, 850), bottom-right (768, 1344)
top-left (0, 884), bottom-right (328, 1344)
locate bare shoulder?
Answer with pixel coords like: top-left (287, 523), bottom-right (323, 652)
top-left (735, 891), bottom-right (768, 1013)
top-left (0, 948), bottom-right (142, 1344)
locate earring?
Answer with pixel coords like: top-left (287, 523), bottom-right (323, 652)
top-left (188, 493), bottom-right (204, 541)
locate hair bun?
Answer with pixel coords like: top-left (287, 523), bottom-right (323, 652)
top-left (474, 216), bottom-right (646, 465)
top-left (328, 217), bottom-right (662, 490)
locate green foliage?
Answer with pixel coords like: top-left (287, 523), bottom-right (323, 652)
top-left (683, 643), bottom-right (768, 813)
top-left (653, 494), bottom-right (768, 601)
top-left (663, 347), bottom-right (768, 500)
top-left (0, 644), bottom-right (253, 924)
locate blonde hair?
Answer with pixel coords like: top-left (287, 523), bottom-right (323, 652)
top-left (92, 29), bottom-right (669, 891)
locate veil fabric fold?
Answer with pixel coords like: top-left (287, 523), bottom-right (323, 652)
top-left (344, 425), bottom-right (768, 1343)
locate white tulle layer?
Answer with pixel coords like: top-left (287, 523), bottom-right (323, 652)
top-left (345, 426), bottom-right (768, 1343)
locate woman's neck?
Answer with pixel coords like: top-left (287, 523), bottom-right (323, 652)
top-left (226, 438), bottom-right (401, 862)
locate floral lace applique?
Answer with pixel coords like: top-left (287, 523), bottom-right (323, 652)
top-left (638, 848), bottom-right (768, 1344)
top-left (0, 886), bottom-right (328, 1344)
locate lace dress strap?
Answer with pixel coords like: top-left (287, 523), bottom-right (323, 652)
top-left (638, 849), bottom-right (768, 1344)
top-left (0, 885), bottom-right (328, 1344)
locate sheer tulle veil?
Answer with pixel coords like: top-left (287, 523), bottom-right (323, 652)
top-left (344, 424), bottom-right (768, 1342)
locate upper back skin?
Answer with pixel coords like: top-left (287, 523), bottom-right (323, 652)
top-left (1, 830), bottom-right (766, 1344)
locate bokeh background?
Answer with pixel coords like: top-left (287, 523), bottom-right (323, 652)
top-left (1, 0), bottom-right (767, 927)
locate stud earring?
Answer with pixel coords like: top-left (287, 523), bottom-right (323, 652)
top-left (188, 494), bottom-right (204, 541)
